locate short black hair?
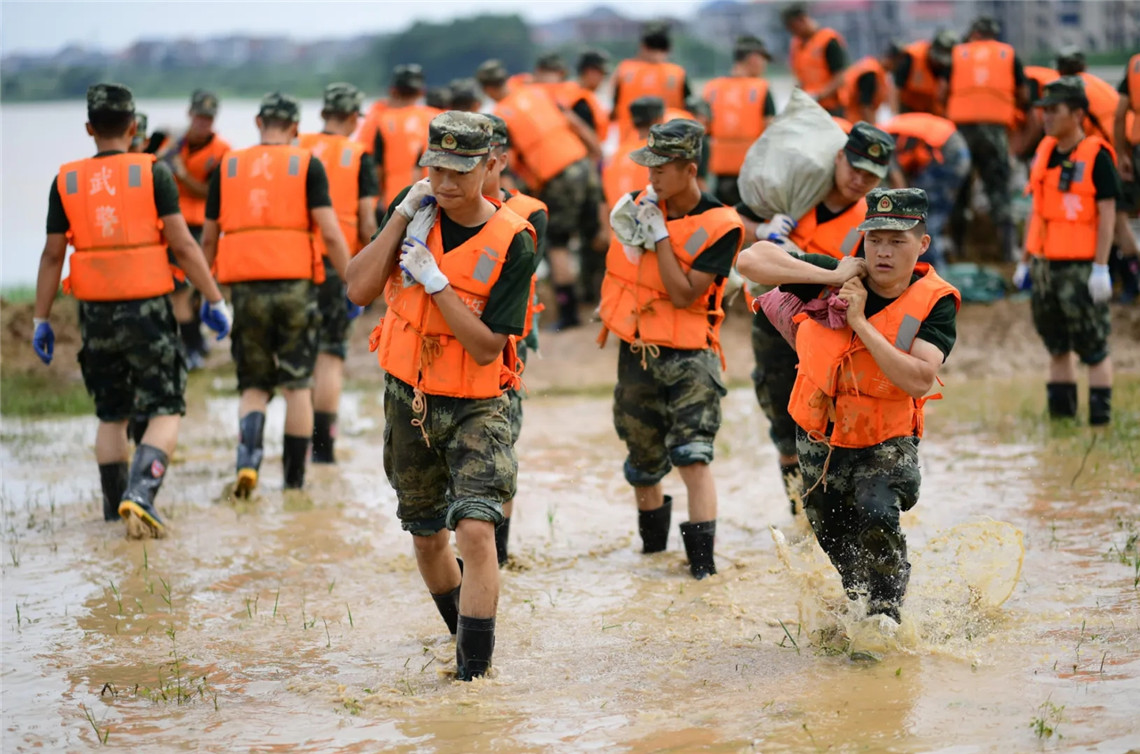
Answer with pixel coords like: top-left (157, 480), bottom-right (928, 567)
top-left (88, 110), bottom-right (134, 139)
top-left (260, 116), bottom-right (296, 131)
top-left (642, 24), bottom-right (671, 51)
top-left (911, 220), bottom-right (928, 239)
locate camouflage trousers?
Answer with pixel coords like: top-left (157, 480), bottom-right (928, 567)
top-left (797, 428), bottom-right (922, 612)
top-left (956, 123), bottom-right (1013, 228)
top-left (751, 312), bottom-right (799, 458)
top-left (910, 131), bottom-right (971, 269)
top-left (506, 339), bottom-right (530, 447)
top-left (230, 279), bottom-right (320, 392)
top-left (613, 342), bottom-right (727, 487)
top-left (316, 258), bottom-right (351, 360)
top-left (383, 375), bottom-right (516, 537)
top-left (1030, 258), bottom-right (1111, 365)
top-left (78, 296), bottom-right (187, 422)
top-left (539, 157), bottom-right (597, 248)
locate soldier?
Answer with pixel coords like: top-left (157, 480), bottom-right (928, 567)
top-left (703, 36), bottom-right (777, 207)
top-left (298, 83), bottom-right (380, 463)
top-left (885, 31), bottom-right (955, 116)
top-left (939, 16), bottom-right (1029, 261)
top-left (737, 188), bottom-right (961, 625)
top-left (200, 93), bottom-right (351, 497)
top-left (160, 89), bottom-right (231, 369)
top-left (425, 86), bottom-right (452, 111)
top-left (603, 96), bottom-right (666, 210)
top-left (482, 114), bottom-right (548, 566)
top-left (1013, 78), bottom-right (1120, 425)
top-left (33, 83), bottom-right (230, 538)
top-left (612, 22), bottom-right (690, 143)
top-left (478, 59), bottom-right (600, 330)
top-left (837, 48), bottom-right (889, 125)
top-left (782, 2), bottom-right (848, 115)
top-left (374, 65), bottom-right (441, 211)
top-left (345, 112), bottom-right (537, 680)
top-left (448, 78), bottom-right (482, 113)
top-left (564, 50), bottom-right (612, 142)
top-left (598, 119), bottom-right (744, 579)
top-left (736, 123), bottom-right (895, 516)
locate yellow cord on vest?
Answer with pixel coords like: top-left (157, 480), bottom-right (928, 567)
top-left (410, 387), bottom-right (431, 447)
top-left (630, 339), bottom-right (660, 370)
top-left (802, 428), bottom-right (835, 497)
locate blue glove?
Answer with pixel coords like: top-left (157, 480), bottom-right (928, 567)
top-left (33, 319), bottom-right (54, 365)
top-left (200, 299), bottom-right (232, 340)
top-left (346, 296), bottom-right (364, 321)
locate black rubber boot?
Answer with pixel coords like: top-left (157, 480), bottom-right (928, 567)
top-left (235, 411), bottom-right (266, 498)
top-left (867, 562), bottom-right (910, 624)
top-left (638, 495), bottom-right (672, 553)
top-left (679, 519), bottom-right (717, 580)
top-left (430, 558), bottom-right (464, 634)
top-left (495, 517), bottom-right (511, 567)
top-left (456, 615), bottom-right (495, 681)
top-left (118, 444), bottom-right (169, 538)
top-left (283, 435), bottom-right (310, 490)
top-left (312, 411), bottom-right (337, 465)
top-left (127, 416), bottom-right (149, 446)
top-left (1046, 382), bottom-right (1078, 419)
top-left (780, 463), bottom-right (804, 516)
top-left (552, 284), bottom-right (580, 331)
top-left (98, 462), bottom-right (129, 522)
top-left (1089, 387), bottom-right (1112, 426)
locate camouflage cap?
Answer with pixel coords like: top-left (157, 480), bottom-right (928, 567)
top-left (87, 83), bottom-right (135, 114)
top-left (844, 121), bottom-right (894, 179)
top-left (536, 52), bottom-right (566, 73)
top-left (425, 86), bottom-right (452, 110)
top-left (930, 30), bottom-right (957, 66)
top-left (858, 188), bottom-right (928, 232)
top-left (1055, 45), bottom-right (1086, 74)
top-left (630, 118), bottom-right (704, 167)
top-left (132, 112), bottom-right (148, 145)
top-left (258, 91), bottom-right (301, 123)
top-left (485, 114), bottom-right (510, 148)
top-left (189, 89), bottom-right (219, 117)
top-left (475, 59), bottom-right (508, 85)
top-left (630, 95), bottom-right (665, 128)
top-left (322, 82), bottom-right (364, 115)
top-left (968, 15), bottom-right (1000, 38)
top-left (1036, 75), bottom-right (1088, 108)
top-left (449, 78), bottom-right (481, 108)
top-left (419, 111), bottom-right (493, 172)
top-left (577, 49), bottom-right (610, 74)
top-left (392, 64), bottom-right (425, 92)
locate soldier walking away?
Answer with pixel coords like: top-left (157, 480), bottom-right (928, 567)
top-left (611, 22), bottom-right (691, 143)
top-left (603, 97), bottom-right (666, 211)
top-left (885, 31), bottom-right (956, 116)
top-left (598, 120), bottom-right (744, 579)
top-left (1013, 78), bottom-right (1121, 426)
top-left (738, 188), bottom-right (960, 626)
top-left (34, 83), bottom-right (231, 538)
top-left (346, 112), bottom-right (537, 680)
top-left (372, 65), bottom-right (442, 214)
top-left (200, 93), bottom-right (351, 497)
top-left (298, 83), bottom-right (380, 463)
top-left (159, 89), bottom-right (231, 369)
top-left (782, 2), bottom-right (849, 116)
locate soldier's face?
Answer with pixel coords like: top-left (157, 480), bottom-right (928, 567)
top-left (430, 161), bottom-right (489, 209)
top-left (835, 151), bottom-right (883, 204)
top-left (1041, 103), bottom-right (1081, 138)
top-left (863, 228), bottom-right (929, 287)
top-left (580, 68), bottom-right (606, 89)
top-left (188, 114), bottom-right (214, 138)
top-left (649, 161), bottom-right (696, 201)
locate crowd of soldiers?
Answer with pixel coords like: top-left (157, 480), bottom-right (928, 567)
top-left (32, 7), bottom-right (1140, 680)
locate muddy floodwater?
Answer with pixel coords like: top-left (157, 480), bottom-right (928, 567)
top-left (3, 327), bottom-right (1140, 751)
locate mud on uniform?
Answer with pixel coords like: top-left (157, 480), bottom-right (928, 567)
top-left (205, 154), bottom-right (332, 391)
top-left (378, 186), bottom-right (537, 535)
top-left (45, 152), bottom-right (186, 421)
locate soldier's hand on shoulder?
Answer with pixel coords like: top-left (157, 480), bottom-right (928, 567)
top-left (832, 256), bottom-right (867, 286)
top-left (396, 179), bottom-right (436, 222)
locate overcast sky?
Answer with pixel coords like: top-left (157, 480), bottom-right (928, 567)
top-left (1, 1), bottom-right (687, 55)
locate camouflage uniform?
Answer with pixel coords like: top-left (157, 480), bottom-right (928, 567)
top-left (1029, 258), bottom-right (1111, 365)
top-left (750, 316), bottom-right (800, 458)
top-left (953, 123), bottom-right (1013, 253)
top-left (613, 343), bottom-right (727, 486)
top-left (230, 280), bottom-right (320, 392)
top-left (316, 259), bottom-right (351, 359)
top-left (908, 130), bottom-right (971, 269)
top-left (78, 297), bottom-right (187, 422)
top-left (539, 157), bottom-right (596, 248)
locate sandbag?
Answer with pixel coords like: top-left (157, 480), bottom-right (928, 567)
top-left (738, 89), bottom-right (848, 224)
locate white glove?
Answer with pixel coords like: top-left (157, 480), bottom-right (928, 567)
top-left (1012, 261), bottom-right (1030, 290)
top-left (636, 200), bottom-right (669, 244)
top-left (757, 213), bottom-right (796, 242)
top-left (399, 237), bottom-right (449, 295)
top-left (395, 179), bottom-right (436, 222)
top-left (1088, 263), bottom-right (1112, 304)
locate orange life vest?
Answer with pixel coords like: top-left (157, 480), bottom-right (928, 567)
top-left (839, 56), bottom-right (889, 123)
top-left (299, 132), bottom-right (366, 256)
top-left (603, 136), bottom-right (649, 209)
top-left (176, 133), bottom-right (230, 227)
top-left (1015, 66), bottom-right (1059, 131)
top-left (1128, 53), bottom-right (1140, 144)
top-left (372, 200), bottom-right (535, 399)
top-left (833, 116), bottom-right (854, 134)
top-left (495, 88), bottom-right (588, 187)
top-left (883, 113), bottom-right (958, 175)
top-left (789, 28), bottom-right (844, 111)
top-left (1077, 71), bottom-right (1125, 150)
top-left (946, 39), bottom-right (1018, 128)
top-left (214, 145), bottom-right (323, 285)
top-left (898, 40), bottom-right (940, 115)
top-left (506, 73), bottom-right (534, 94)
top-left (57, 153), bottom-right (174, 302)
top-left (702, 76), bottom-right (769, 176)
top-left (355, 99), bottom-right (387, 154)
top-left (790, 199), bottom-right (867, 259)
top-left (1025, 135), bottom-right (1112, 261)
top-left (789, 264), bottom-right (960, 448)
top-left (504, 190), bottom-right (547, 340)
top-left (612, 59), bottom-right (687, 141)
top-left (378, 104), bottom-right (440, 205)
top-left (598, 190), bottom-right (744, 358)
top-left (557, 81), bottom-right (611, 139)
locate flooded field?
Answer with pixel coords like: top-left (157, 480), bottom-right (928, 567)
top-left (2, 301), bottom-right (1140, 752)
